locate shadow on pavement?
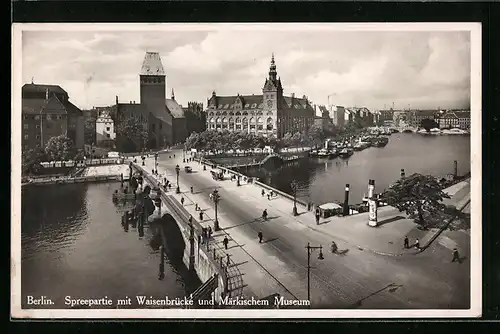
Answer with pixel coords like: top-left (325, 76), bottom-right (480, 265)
top-left (229, 261), bottom-right (249, 268)
top-left (261, 237), bottom-right (279, 244)
top-left (377, 215), bottom-right (406, 226)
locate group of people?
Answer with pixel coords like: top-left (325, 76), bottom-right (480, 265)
top-left (261, 189), bottom-right (277, 201)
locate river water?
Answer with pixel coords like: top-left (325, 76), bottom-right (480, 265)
top-left (21, 182), bottom-right (200, 309)
top-left (236, 133), bottom-right (471, 205)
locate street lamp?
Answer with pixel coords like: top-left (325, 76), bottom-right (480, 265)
top-left (175, 164), bottom-right (180, 194)
top-left (183, 149), bottom-right (186, 163)
top-left (306, 243), bottom-right (324, 304)
top-left (212, 189), bottom-right (221, 231)
top-left (154, 152), bottom-right (159, 174)
top-left (291, 180), bottom-right (299, 216)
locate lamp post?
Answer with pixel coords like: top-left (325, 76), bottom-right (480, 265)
top-left (183, 149), bottom-right (186, 163)
top-left (291, 180), bottom-right (298, 216)
top-left (175, 164), bottom-right (180, 194)
top-left (154, 152), bottom-right (159, 174)
top-left (305, 243), bottom-right (324, 304)
top-left (212, 189), bottom-right (221, 231)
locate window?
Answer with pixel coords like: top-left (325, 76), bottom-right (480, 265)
top-left (23, 124), bottom-right (28, 129)
top-left (251, 103), bottom-right (257, 108)
top-left (106, 127), bottom-right (110, 131)
top-left (250, 117), bottom-right (256, 130)
top-left (257, 117), bottom-right (264, 130)
top-left (222, 118), bottom-right (228, 129)
top-left (34, 115), bottom-right (40, 120)
top-left (24, 134), bottom-right (28, 140)
top-left (36, 135), bottom-right (40, 139)
top-left (245, 104), bottom-right (250, 108)
top-left (106, 134), bottom-right (110, 138)
top-left (267, 117), bottom-right (273, 130)
top-left (23, 115), bottom-right (28, 120)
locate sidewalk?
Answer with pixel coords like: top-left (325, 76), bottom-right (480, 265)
top-left (140, 157), bottom-right (299, 303)
top-left (175, 154), bottom-right (471, 257)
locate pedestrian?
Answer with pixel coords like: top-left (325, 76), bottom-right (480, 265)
top-left (181, 197), bottom-right (185, 205)
top-left (315, 209), bottom-right (320, 225)
top-left (223, 236), bottom-right (229, 250)
top-left (258, 231), bottom-right (263, 243)
top-left (190, 186), bottom-right (194, 194)
top-left (152, 169), bottom-right (155, 175)
top-left (451, 248), bottom-right (461, 263)
top-left (226, 253), bottom-right (230, 266)
top-left (199, 211), bottom-right (204, 221)
top-left (414, 238), bottom-right (420, 250)
top-left (174, 154), bottom-right (176, 158)
top-left (188, 215), bottom-right (193, 224)
top-left (267, 193), bottom-right (271, 200)
top-left (208, 226), bottom-right (213, 238)
top-left (404, 236), bottom-right (409, 249)
top-left (261, 189), bottom-right (265, 197)
top-left (195, 203), bottom-right (199, 211)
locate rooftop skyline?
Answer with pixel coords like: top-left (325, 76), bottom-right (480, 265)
top-left (21, 25), bottom-right (472, 111)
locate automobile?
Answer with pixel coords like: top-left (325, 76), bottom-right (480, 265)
top-left (184, 166), bottom-right (193, 173)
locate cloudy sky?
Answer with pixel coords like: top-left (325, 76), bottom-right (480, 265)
top-left (21, 25), bottom-right (472, 112)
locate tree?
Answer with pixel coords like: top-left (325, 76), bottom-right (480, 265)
top-left (116, 116), bottom-right (148, 152)
top-left (22, 148), bottom-right (47, 175)
top-left (84, 116), bottom-right (96, 145)
top-left (420, 118), bottom-right (439, 132)
top-left (381, 173), bottom-right (451, 229)
top-left (307, 123), bottom-right (326, 148)
top-left (44, 135), bottom-right (76, 161)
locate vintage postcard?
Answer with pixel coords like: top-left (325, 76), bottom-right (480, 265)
top-left (11, 23), bottom-right (481, 319)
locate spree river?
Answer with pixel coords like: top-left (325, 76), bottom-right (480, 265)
top-left (21, 182), bottom-right (200, 309)
top-left (236, 133), bottom-right (471, 205)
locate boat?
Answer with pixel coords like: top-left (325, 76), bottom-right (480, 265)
top-left (372, 137), bottom-right (389, 147)
top-left (316, 148), bottom-right (337, 159)
top-left (441, 128), bottom-right (468, 135)
top-left (338, 148), bottom-right (354, 158)
top-left (402, 129), bottom-right (413, 133)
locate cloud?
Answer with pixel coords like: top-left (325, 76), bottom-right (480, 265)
top-left (21, 28), bottom-right (471, 110)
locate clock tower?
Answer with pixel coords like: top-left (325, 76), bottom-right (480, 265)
top-left (262, 53), bottom-right (283, 136)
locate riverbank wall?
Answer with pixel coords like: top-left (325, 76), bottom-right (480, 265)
top-left (131, 163), bottom-right (229, 303)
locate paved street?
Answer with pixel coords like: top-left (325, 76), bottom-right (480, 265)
top-left (142, 151), bottom-right (470, 309)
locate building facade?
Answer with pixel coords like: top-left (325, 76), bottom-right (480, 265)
top-left (438, 111), bottom-right (471, 129)
top-left (22, 83), bottom-right (84, 151)
top-left (95, 108), bottom-right (116, 146)
top-left (328, 105), bottom-right (346, 127)
top-left (114, 52), bottom-right (189, 150)
top-left (409, 110), bottom-right (440, 128)
top-left (205, 55), bottom-right (315, 138)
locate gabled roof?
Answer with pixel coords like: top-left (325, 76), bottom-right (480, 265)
top-left (140, 52), bottom-right (165, 76)
top-left (22, 83), bottom-right (67, 95)
top-left (22, 96), bottom-right (68, 114)
top-left (454, 111), bottom-right (471, 118)
top-left (412, 110), bottom-right (438, 117)
top-left (166, 98), bottom-right (185, 118)
top-left (282, 96), bottom-right (313, 111)
top-left (212, 95), bottom-right (264, 110)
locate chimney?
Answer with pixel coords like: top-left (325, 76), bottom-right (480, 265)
top-left (291, 93), bottom-right (295, 99)
top-left (116, 96), bottom-right (118, 104)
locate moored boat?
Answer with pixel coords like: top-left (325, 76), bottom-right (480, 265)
top-left (338, 148), bottom-right (354, 158)
top-left (372, 137), bottom-right (389, 147)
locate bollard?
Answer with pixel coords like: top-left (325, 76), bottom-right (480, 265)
top-left (368, 179), bottom-right (378, 227)
top-left (453, 160), bottom-right (458, 178)
top-left (400, 169), bottom-right (405, 178)
top-left (343, 184), bottom-right (350, 216)
top-left (158, 245), bottom-right (165, 280)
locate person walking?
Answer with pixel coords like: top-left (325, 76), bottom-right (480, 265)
top-left (223, 236), bottom-right (229, 250)
top-left (195, 203), bottom-right (199, 211)
top-left (267, 193), bottom-right (271, 200)
top-left (315, 209), bottom-right (321, 225)
top-left (258, 231), bottom-right (263, 243)
top-left (414, 238), bottom-right (420, 250)
top-left (181, 197), bottom-right (185, 205)
top-left (208, 226), bottom-right (213, 239)
top-left (199, 211), bottom-right (204, 221)
top-left (404, 236), bottom-right (409, 249)
top-left (190, 186), bottom-right (194, 194)
top-left (226, 253), bottom-right (230, 266)
top-left (261, 189), bottom-right (265, 197)
top-left (451, 248), bottom-right (461, 263)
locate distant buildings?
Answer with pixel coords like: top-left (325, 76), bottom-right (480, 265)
top-left (183, 101), bottom-right (206, 136)
top-left (22, 83), bottom-right (84, 151)
top-left (314, 105), bottom-right (332, 130)
top-left (438, 110), bottom-right (471, 129)
top-left (205, 54), bottom-right (315, 138)
top-left (95, 108), bottom-right (115, 146)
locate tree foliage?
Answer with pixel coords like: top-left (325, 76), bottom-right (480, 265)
top-left (116, 116), bottom-right (148, 152)
top-left (84, 116), bottom-right (96, 145)
top-left (381, 173), bottom-right (451, 228)
top-left (22, 148), bottom-right (47, 175)
top-left (420, 118), bottom-right (439, 132)
top-left (44, 135), bottom-right (76, 161)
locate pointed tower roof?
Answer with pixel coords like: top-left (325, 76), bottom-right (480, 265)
top-left (140, 52), bottom-right (165, 76)
top-left (171, 88), bottom-right (175, 100)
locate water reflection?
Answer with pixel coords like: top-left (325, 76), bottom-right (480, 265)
top-left (21, 182), bottom-right (200, 309)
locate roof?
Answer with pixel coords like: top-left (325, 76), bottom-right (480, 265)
top-left (61, 100), bottom-right (82, 116)
top-left (22, 83), bottom-right (67, 95)
top-left (140, 52), bottom-right (165, 76)
top-left (165, 98), bottom-right (185, 118)
top-left (212, 95), bottom-right (264, 110)
top-left (22, 96), bottom-right (68, 115)
top-left (412, 110), bottom-right (439, 117)
top-left (282, 96), bottom-right (313, 111)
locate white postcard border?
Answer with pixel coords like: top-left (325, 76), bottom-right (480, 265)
top-left (11, 22), bottom-right (482, 319)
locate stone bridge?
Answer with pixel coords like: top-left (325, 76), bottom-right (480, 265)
top-left (131, 163), bottom-right (235, 305)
